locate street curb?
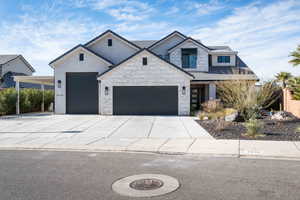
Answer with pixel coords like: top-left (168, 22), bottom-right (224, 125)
top-left (1, 146), bottom-right (300, 161)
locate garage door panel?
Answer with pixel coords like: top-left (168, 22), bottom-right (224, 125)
top-left (113, 86), bottom-right (178, 115)
top-left (66, 73), bottom-right (98, 114)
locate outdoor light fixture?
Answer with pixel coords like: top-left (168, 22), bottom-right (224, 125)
top-left (182, 86), bottom-right (186, 95)
top-left (57, 80), bottom-right (61, 88)
top-left (105, 86), bottom-right (109, 95)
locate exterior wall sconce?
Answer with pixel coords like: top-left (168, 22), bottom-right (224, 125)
top-left (182, 86), bottom-right (186, 95)
top-left (57, 80), bottom-right (61, 88)
top-left (105, 86), bottom-right (109, 95)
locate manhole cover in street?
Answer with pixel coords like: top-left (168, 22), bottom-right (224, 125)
top-left (112, 174), bottom-right (180, 197)
top-left (129, 178), bottom-right (164, 190)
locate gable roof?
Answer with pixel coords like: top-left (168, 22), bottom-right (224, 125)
top-left (49, 44), bottom-right (114, 66)
top-left (0, 55), bottom-right (35, 72)
top-left (168, 37), bottom-right (213, 52)
top-left (98, 48), bottom-right (194, 79)
top-left (0, 55), bottom-right (19, 64)
top-left (147, 31), bottom-right (187, 49)
top-left (84, 30), bottom-right (141, 50)
top-left (130, 40), bottom-right (157, 48)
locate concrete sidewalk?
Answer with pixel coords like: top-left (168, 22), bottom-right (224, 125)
top-left (0, 137), bottom-right (300, 160)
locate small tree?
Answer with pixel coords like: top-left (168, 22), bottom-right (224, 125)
top-left (289, 45), bottom-right (300, 67)
top-left (275, 72), bottom-right (292, 88)
top-left (217, 80), bottom-right (280, 121)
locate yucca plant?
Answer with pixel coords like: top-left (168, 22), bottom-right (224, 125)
top-left (244, 119), bottom-right (264, 138)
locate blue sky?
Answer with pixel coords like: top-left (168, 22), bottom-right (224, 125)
top-left (0, 0), bottom-right (299, 80)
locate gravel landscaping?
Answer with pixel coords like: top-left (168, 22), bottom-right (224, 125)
top-left (197, 118), bottom-right (300, 141)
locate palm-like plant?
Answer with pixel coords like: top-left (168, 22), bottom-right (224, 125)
top-left (275, 72), bottom-right (292, 88)
top-left (287, 77), bottom-right (300, 100)
top-left (289, 45), bottom-right (300, 67)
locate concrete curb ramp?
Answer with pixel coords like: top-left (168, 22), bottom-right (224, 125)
top-left (0, 138), bottom-right (300, 160)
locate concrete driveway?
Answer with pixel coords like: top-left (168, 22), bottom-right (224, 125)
top-left (0, 114), bottom-right (211, 139)
top-left (0, 114), bottom-right (214, 153)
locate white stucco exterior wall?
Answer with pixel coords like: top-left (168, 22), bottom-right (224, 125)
top-left (211, 54), bottom-right (236, 66)
top-left (87, 34), bottom-right (138, 64)
top-left (2, 57), bottom-right (33, 76)
top-left (169, 41), bottom-right (209, 72)
top-left (53, 48), bottom-right (111, 114)
top-left (99, 51), bottom-right (192, 115)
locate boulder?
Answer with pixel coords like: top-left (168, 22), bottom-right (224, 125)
top-left (271, 111), bottom-right (296, 121)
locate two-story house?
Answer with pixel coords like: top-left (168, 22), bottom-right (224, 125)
top-left (50, 30), bottom-right (257, 115)
top-left (0, 55), bottom-right (36, 88)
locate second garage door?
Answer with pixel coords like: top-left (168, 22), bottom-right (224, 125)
top-left (113, 86), bottom-right (178, 115)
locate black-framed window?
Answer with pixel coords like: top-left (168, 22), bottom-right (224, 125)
top-left (217, 56), bottom-right (230, 63)
top-left (181, 48), bottom-right (197, 69)
top-left (142, 57), bottom-right (147, 65)
top-left (108, 39), bottom-right (112, 46)
top-left (79, 53), bottom-right (84, 61)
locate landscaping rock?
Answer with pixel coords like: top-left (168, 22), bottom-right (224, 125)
top-left (225, 112), bottom-right (238, 122)
top-left (271, 111), bottom-right (296, 121)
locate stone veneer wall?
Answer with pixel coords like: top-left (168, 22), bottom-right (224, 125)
top-left (99, 50), bottom-right (192, 115)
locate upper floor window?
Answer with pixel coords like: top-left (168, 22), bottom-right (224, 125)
top-left (142, 57), bottom-right (147, 65)
top-left (182, 48), bottom-right (197, 69)
top-left (108, 39), bottom-right (112, 46)
top-left (79, 53), bottom-right (84, 61)
top-left (217, 56), bottom-right (230, 63)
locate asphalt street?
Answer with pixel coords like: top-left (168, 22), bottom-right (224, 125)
top-left (0, 150), bottom-right (300, 200)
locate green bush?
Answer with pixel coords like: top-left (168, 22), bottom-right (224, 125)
top-left (0, 88), bottom-right (17, 115)
top-left (0, 88), bottom-right (54, 115)
top-left (244, 119), bottom-right (264, 138)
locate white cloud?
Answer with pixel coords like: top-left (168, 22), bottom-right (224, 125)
top-left (191, 0), bottom-right (300, 80)
top-left (69, 0), bottom-right (154, 21)
top-left (186, 0), bottom-right (225, 16)
top-left (0, 7), bottom-right (108, 75)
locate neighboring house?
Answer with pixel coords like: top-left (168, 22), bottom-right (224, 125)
top-left (0, 55), bottom-right (37, 89)
top-left (50, 30), bottom-right (258, 115)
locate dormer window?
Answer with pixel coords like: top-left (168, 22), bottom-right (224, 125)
top-left (79, 53), bottom-right (84, 61)
top-left (108, 39), bottom-right (112, 46)
top-left (217, 56), bottom-right (230, 63)
top-left (182, 48), bottom-right (197, 69)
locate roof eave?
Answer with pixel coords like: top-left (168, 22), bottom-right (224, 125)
top-left (84, 30), bottom-right (141, 50)
top-left (98, 48), bottom-right (194, 80)
top-left (148, 31), bottom-right (188, 50)
top-left (49, 44), bottom-right (114, 67)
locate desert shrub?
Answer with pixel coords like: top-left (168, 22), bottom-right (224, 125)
top-left (201, 99), bottom-right (223, 113)
top-left (0, 88), bottom-right (54, 115)
top-left (217, 80), bottom-right (280, 121)
top-left (215, 119), bottom-right (230, 131)
top-left (244, 119), bottom-right (264, 138)
top-left (44, 90), bottom-right (54, 110)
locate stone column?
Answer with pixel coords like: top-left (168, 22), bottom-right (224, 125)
top-left (209, 83), bottom-right (216, 100)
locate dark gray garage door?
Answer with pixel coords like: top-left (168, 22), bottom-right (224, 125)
top-left (66, 72), bottom-right (98, 114)
top-left (113, 86), bottom-right (178, 115)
